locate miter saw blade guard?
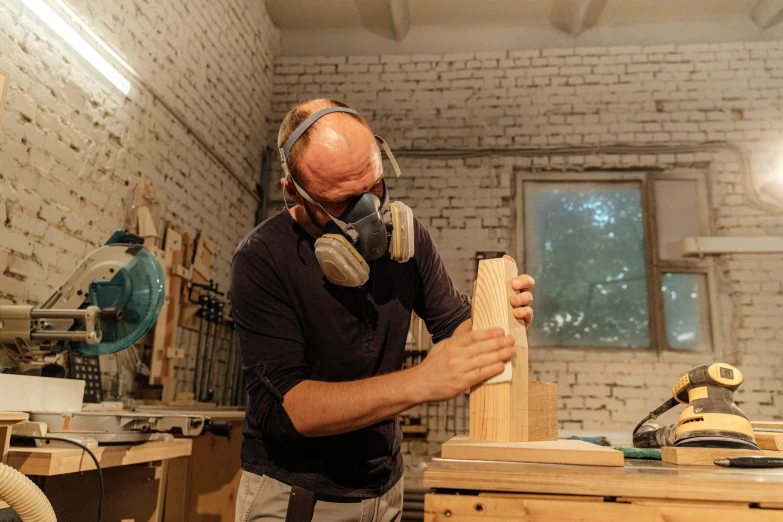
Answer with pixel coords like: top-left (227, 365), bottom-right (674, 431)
top-left (73, 245), bottom-right (164, 355)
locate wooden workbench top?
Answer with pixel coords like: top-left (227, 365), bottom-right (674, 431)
top-left (424, 457), bottom-right (783, 504)
top-left (0, 412), bottom-right (29, 425)
top-left (7, 438), bottom-right (192, 476)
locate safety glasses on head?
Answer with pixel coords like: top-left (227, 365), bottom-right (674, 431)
top-left (279, 106), bottom-right (414, 287)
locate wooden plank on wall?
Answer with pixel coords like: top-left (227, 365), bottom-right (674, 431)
top-left (469, 258), bottom-right (529, 442)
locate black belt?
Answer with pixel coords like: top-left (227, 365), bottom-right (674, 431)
top-left (285, 485), bottom-right (317, 522)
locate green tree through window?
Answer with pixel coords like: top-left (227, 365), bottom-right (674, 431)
top-left (524, 182), bottom-right (650, 348)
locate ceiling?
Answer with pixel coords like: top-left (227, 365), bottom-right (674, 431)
top-left (265, 0), bottom-right (783, 56)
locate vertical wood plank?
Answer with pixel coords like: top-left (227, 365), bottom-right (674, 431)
top-left (469, 258), bottom-right (529, 442)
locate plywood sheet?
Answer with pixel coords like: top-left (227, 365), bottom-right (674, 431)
top-left (441, 436), bottom-right (623, 467)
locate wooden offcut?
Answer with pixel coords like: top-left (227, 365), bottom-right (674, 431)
top-left (469, 258), bottom-right (557, 442)
top-left (441, 436), bottom-right (624, 467)
top-left (528, 381), bottom-right (558, 441)
top-left (755, 432), bottom-right (783, 451)
top-left (661, 446), bottom-right (783, 466)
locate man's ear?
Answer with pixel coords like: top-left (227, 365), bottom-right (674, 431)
top-left (281, 176), bottom-right (304, 206)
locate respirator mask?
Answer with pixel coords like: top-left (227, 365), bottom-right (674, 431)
top-left (279, 107), bottom-right (415, 287)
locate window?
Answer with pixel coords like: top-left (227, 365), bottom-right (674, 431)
top-left (517, 171), bottom-right (716, 353)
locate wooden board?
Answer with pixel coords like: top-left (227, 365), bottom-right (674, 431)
top-left (528, 381), bottom-right (558, 441)
top-left (163, 456), bottom-right (190, 522)
top-left (0, 412), bottom-right (29, 425)
top-left (441, 436), bottom-right (623, 467)
top-left (661, 446), bottom-right (783, 466)
top-left (423, 457), bottom-right (783, 504)
top-left (6, 438), bottom-right (192, 475)
top-left (469, 258), bottom-right (529, 442)
top-left (753, 421), bottom-right (783, 430)
top-left (424, 493), bottom-right (783, 522)
top-left (755, 432), bottom-right (783, 451)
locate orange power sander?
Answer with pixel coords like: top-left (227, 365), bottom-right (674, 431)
top-left (632, 363), bottom-right (758, 450)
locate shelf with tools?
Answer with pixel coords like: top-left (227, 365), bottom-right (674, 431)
top-left (127, 183), bottom-right (244, 408)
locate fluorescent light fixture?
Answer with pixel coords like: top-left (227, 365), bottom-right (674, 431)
top-left (19, 0), bottom-right (131, 95)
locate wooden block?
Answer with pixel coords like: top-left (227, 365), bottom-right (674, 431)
top-left (528, 381), bottom-right (558, 441)
top-left (166, 347), bottom-right (185, 359)
top-left (1, 426), bottom-right (11, 464)
top-left (661, 446), bottom-right (783, 466)
top-left (441, 436), bottom-right (624, 467)
top-left (171, 264), bottom-right (192, 279)
top-left (161, 377), bottom-right (177, 403)
top-left (470, 258), bottom-right (529, 442)
top-left (137, 206), bottom-right (158, 249)
top-left (755, 432), bottom-right (783, 451)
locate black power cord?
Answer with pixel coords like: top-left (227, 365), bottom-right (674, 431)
top-left (14, 435), bottom-right (103, 522)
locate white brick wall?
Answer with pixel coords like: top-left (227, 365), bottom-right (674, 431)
top-left (269, 42), bottom-right (783, 485)
top-left (0, 0), bottom-right (278, 312)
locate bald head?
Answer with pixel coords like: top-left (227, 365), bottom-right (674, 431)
top-left (279, 99), bottom-right (384, 224)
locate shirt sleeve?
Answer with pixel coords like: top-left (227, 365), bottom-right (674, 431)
top-left (412, 218), bottom-right (472, 343)
top-left (230, 244), bottom-right (309, 441)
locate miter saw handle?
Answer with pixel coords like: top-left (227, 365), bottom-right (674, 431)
top-left (203, 420), bottom-right (232, 437)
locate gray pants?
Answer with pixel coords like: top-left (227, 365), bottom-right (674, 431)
top-left (235, 471), bottom-right (404, 522)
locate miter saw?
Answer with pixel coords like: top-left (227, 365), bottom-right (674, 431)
top-left (632, 363), bottom-right (759, 450)
top-left (0, 230), bottom-right (165, 365)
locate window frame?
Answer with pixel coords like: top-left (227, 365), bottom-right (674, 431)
top-left (514, 169), bottom-right (722, 356)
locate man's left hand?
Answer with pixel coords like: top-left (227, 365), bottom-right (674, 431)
top-left (504, 255), bottom-right (534, 329)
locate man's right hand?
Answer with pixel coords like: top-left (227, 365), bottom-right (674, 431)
top-left (409, 328), bottom-right (514, 403)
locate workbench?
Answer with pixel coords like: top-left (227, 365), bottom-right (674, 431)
top-left (6, 438), bottom-right (192, 522)
top-left (137, 406), bottom-right (246, 522)
top-left (423, 456), bottom-right (783, 521)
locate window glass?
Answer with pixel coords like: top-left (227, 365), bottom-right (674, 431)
top-left (524, 182), bottom-right (650, 348)
top-left (661, 273), bottom-right (712, 351)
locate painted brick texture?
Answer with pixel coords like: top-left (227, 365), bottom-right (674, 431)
top-left (0, 0), bottom-right (278, 312)
top-left (269, 43), bottom-right (783, 485)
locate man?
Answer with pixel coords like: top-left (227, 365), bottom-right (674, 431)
top-left (231, 99), bottom-right (534, 522)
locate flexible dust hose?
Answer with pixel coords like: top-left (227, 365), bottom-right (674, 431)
top-left (0, 462), bottom-right (57, 522)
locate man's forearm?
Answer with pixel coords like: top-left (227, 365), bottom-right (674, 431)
top-left (282, 368), bottom-right (422, 437)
